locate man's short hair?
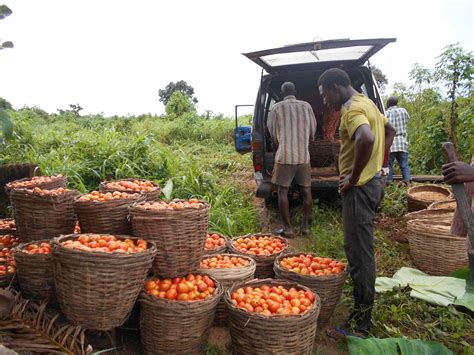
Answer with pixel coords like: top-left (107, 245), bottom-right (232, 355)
top-left (387, 96), bottom-right (398, 108)
top-left (318, 68), bottom-right (351, 90)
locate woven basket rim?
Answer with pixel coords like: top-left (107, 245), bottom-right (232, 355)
top-left (227, 233), bottom-right (289, 260)
top-left (407, 220), bottom-right (465, 240)
top-left (53, 233), bottom-right (156, 258)
top-left (427, 198), bottom-right (457, 210)
top-left (99, 178), bottom-right (161, 192)
top-left (130, 199), bottom-right (210, 214)
top-left (407, 184), bottom-right (452, 200)
top-left (139, 273), bottom-right (223, 308)
top-left (73, 192), bottom-right (145, 205)
top-left (224, 278), bottom-right (320, 321)
top-left (5, 174), bottom-right (66, 189)
top-left (403, 208), bottom-right (454, 220)
top-left (274, 252), bottom-right (348, 281)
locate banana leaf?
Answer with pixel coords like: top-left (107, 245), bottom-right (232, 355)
top-left (348, 336), bottom-right (453, 355)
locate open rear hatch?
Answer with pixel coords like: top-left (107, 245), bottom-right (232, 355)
top-left (243, 38), bottom-right (396, 74)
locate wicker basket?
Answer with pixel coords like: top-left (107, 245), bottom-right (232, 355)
top-left (5, 175), bottom-right (67, 197)
top-left (203, 232), bottom-right (228, 256)
top-left (309, 139), bottom-right (337, 168)
top-left (52, 234), bottom-right (156, 330)
top-left (14, 239), bottom-right (54, 302)
top-left (139, 274), bottom-right (223, 355)
top-left (224, 278), bottom-right (320, 355)
top-left (407, 220), bottom-right (467, 275)
top-left (74, 193), bottom-right (145, 235)
top-left (198, 254), bottom-right (256, 327)
top-left (99, 178), bottom-right (161, 202)
top-left (0, 219), bottom-right (16, 236)
top-left (407, 185), bottom-right (452, 212)
top-left (10, 188), bottom-right (80, 242)
top-left (130, 200), bottom-right (210, 278)
top-left (427, 199), bottom-right (457, 211)
top-left (227, 233), bottom-right (288, 279)
top-left (403, 208), bottom-right (454, 223)
top-left (273, 253), bottom-right (347, 325)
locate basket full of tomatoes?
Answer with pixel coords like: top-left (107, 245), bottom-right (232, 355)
top-left (52, 234), bottom-right (156, 331)
top-left (74, 191), bottom-right (145, 235)
top-left (140, 273), bottom-right (222, 354)
top-left (5, 174), bottom-right (67, 197)
top-left (0, 246), bottom-right (16, 287)
top-left (274, 253), bottom-right (347, 325)
top-left (198, 254), bottom-right (256, 326)
top-left (130, 199), bottom-right (210, 278)
top-left (0, 219), bottom-right (16, 236)
top-left (203, 232), bottom-right (228, 255)
top-left (10, 187), bottom-right (80, 242)
top-left (224, 278), bottom-right (320, 355)
top-left (227, 233), bottom-right (288, 279)
top-left (14, 240), bottom-right (54, 302)
top-left (100, 178), bottom-right (161, 202)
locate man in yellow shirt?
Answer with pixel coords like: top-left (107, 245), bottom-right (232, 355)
top-left (318, 68), bottom-right (396, 336)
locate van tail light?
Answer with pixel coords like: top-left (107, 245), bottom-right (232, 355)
top-left (254, 164), bottom-right (263, 172)
top-left (252, 141), bottom-right (262, 151)
top-left (253, 154), bottom-right (263, 172)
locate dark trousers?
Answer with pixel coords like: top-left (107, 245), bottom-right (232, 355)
top-left (342, 177), bottom-right (384, 331)
top-left (387, 151), bottom-right (411, 183)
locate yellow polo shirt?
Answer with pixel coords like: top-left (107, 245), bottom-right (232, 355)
top-left (338, 93), bottom-right (388, 186)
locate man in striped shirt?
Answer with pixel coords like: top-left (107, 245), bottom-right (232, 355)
top-left (267, 82), bottom-right (317, 237)
top-left (386, 96), bottom-right (411, 184)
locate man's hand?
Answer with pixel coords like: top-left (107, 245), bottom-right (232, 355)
top-left (339, 175), bottom-right (356, 193)
top-left (442, 161), bottom-right (474, 184)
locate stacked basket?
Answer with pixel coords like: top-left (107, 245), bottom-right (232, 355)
top-left (227, 233), bottom-right (288, 278)
top-left (10, 187), bottom-right (79, 242)
top-left (274, 253), bottom-right (347, 325)
top-left (52, 234), bottom-right (156, 330)
top-left (407, 219), bottom-right (467, 275)
top-left (14, 240), bottom-right (55, 302)
top-left (5, 174), bottom-right (67, 197)
top-left (99, 178), bottom-right (161, 202)
top-left (198, 253), bottom-right (256, 326)
top-left (0, 234), bottom-right (17, 287)
top-left (130, 199), bottom-right (210, 277)
top-left (224, 278), bottom-right (320, 355)
top-left (406, 184), bottom-right (452, 212)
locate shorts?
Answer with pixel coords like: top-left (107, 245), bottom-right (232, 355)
top-left (271, 163), bottom-right (311, 188)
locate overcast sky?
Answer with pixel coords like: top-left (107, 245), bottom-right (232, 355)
top-left (0, 0), bottom-right (472, 117)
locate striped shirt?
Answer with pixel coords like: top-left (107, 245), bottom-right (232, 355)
top-left (267, 95), bottom-right (317, 165)
top-left (386, 106), bottom-right (410, 152)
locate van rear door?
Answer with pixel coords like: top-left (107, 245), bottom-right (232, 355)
top-left (243, 38), bottom-right (396, 74)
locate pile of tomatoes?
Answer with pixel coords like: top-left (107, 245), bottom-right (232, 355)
top-left (0, 248), bottom-right (15, 276)
top-left (232, 235), bottom-right (286, 256)
top-left (7, 175), bottom-right (64, 189)
top-left (61, 234), bottom-right (148, 254)
top-left (22, 242), bottom-right (52, 255)
top-left (78, 191), bottom-right (140, 202)
top-left (0, 235), bottom-right (19, 248)
top-left (205, 233), bottom-right (225, 250)
top-left (145, 274), bottom-right (216, 301)
top-left (104, 180), bottom-right (157, 192)
top-left (136, 199), bottom-right (204, 211)
top-left (200, 255), bottom-right (250, 269)
top-left (279, 254), bottom-right (345, 276)
top-left (0, 219), bottom-right (15, 230)
top-left (230, 285), bottom-right (315, 316)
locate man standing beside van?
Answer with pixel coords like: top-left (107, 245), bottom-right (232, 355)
top-left (385, 96), bottom-right (411, 184)
top-left (318, 69), bottom-right (395, 336)
top-left (267, 82), bottom-right (317, 237)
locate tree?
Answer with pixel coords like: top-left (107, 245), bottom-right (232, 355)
top-left (0, 97), bottom-right (12, 110)
top-left (372, 65), bottom-right (388, 93)
top-left (0, 5), bottom-right (13, 50)
top-left (159, 80), bottom-right (198, 105)
top-left (165, 91), bottom-right (196, 118)
top-left (434, 43), bottom-right (473, 151)
top-left (409, 63), bottom-right (432, 94)
top-left (57, 103), bottom-right (84, 117)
